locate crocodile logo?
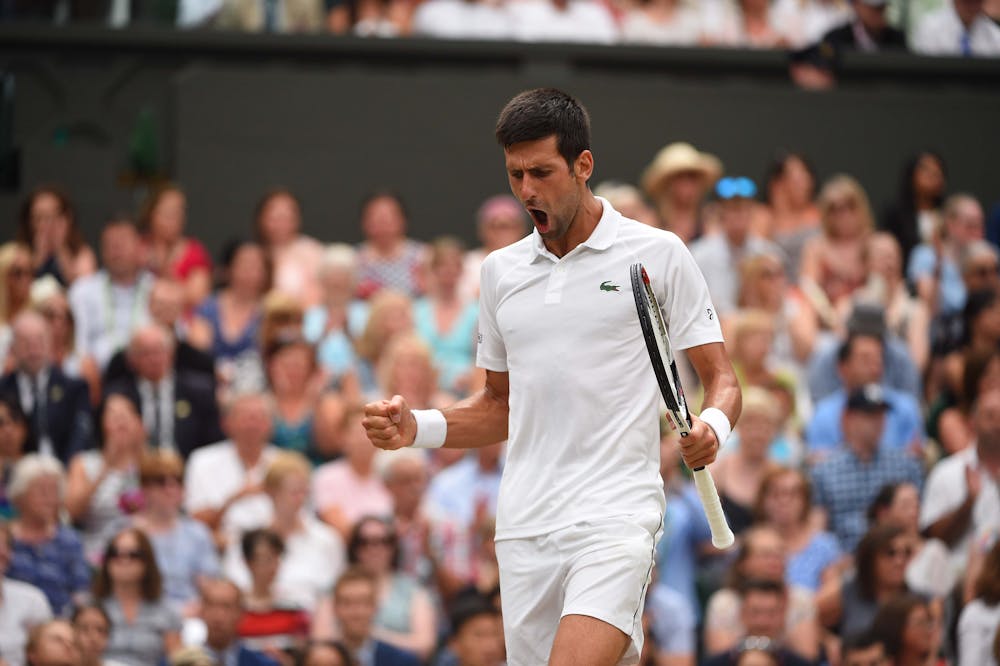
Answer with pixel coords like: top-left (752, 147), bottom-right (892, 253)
top-left (600, 280), bottom-right (620, 292)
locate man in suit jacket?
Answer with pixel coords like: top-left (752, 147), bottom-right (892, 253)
top-left (0, 311), bottom-right (93, 465)
top-left (334, 568), bottom-right (421, 666)
top-left (106, 324), bottom-right (222, 459)
top-left (819, 0), bottom-right (907, 53)
top-left (200, 579), bottom-right (280, 666)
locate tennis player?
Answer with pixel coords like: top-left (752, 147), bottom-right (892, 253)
top-left (363, 88), bottom-right (742, 666)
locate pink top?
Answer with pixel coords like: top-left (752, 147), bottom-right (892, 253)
top-left (311, 460), bottom-right (393, 525)
top-left (171, 238), bottom-right (212, 281)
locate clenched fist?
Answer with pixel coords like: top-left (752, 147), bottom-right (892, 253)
top-left (363, 395), bottom-right (418, 451)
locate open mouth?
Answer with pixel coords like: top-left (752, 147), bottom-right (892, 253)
top-left (529, 208), bottom-right (549, 231)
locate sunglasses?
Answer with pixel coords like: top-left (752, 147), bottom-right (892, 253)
top-left (715, 177), bottom-right (757, 200)
top-left (358, 535), bottom-right (394, 547)
top-left (108, 548), bottom-right (144, 561)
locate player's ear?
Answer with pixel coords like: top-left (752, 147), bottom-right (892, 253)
top-left (573, 150), bottom-right (594, 182)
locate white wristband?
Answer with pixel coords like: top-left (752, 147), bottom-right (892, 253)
top-left (411, 409), bottom-right (447, 449)
top-left (699, 407), bottom-right (731, 448)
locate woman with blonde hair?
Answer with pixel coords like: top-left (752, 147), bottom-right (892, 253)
top-left (0, 242), bottom-right (34, 366)
top-left (354, 290), bottom-right (414, 396)
top-left (304, 244), bottom-right (369, 383)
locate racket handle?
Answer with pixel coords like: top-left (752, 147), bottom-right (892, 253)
top-left (692, 467), bottom-right (736, 550)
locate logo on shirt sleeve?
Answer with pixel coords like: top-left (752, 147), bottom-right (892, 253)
top-left (707, 308), bottom-right (714, 321)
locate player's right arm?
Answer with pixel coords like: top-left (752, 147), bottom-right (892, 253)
top-left (363, 369), bottom-right (510, 451)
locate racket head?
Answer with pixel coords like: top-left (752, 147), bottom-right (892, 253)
top-left (630, 263), bottom-right (691, 436)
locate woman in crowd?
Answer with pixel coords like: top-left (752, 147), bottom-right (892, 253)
top-left (413, 238), bottom-right (478, 397)
top-left (130, 450), bottom-right (219, 616)
top-left (354, 290), bottom-right (415, 396)
top-left (754, 467), bottom-right (843, 593)
top-left (6, 454), bottom-right (90, 614)
top-left (92, 527), bottom-right (182, 666)
top-left (620, 0), bottom-right (701, 45)
top-left (140, 184), bottom-right (212, 313)
top-left (799, 175), bottom-right (875, 330)
top-left (703, 526), bottom-right (819, 662)
top-left (817, 524), bottom-right (917, 637)
top-left (0, 393), bottom-right (28, 518)
top-left (237, 529), bottom-right (310, 659)
top-left (72, 602), bottom-right (124, 666)
top-left (882, 151), bottom-right (947, 264)
top-left (254, 188), bottom-right (324, 308)
top-left (930, 347), bottom-right (1000, 456)
top-left (762, 152), bottom-right (821, 277)
top-left (871, 594), bottom-right (944, 666)
top-left (355, 191), bottom-right (425, 299)
top-left (0, 242), bottom-right (34, 364)
top-left (266, 334), bottom-right (328, 463)
top-left (701, 0), bottom-right (790, 48)
top-left (939, 289), bottom-right (1000, 416)
top-left (17, 185), bottom-right (97, 286)
top-left (957, 539), bottom-right (1000, 666)
top-left (224, 451), bottom-right (346, 612)
top-left (65, 392), bottom-right (144, 565)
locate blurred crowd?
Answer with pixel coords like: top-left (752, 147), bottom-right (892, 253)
top-left (0, 139), bottom-right (999, 666)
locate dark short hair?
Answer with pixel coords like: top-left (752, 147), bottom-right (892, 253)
top-left (870, 594), bottom-right (929, 659)
top-left (738, 578), bottom-right (786, 599)
top-left (495, 88), bottom-right (591, 170)
top-left (241, 528), bottom-right (285, 563)
top-left (866, 482), bottom-right (904, 525)
top-left (70, 601), bottom-right (112, 628)
top-left (333, 566), bottom-right (378, 599)
top-left (837, 332), bottom-right (883, 364)
top-left (841, 629), bottom-right (884, 657)
top-left (449, 592), bottom-right (500, 635)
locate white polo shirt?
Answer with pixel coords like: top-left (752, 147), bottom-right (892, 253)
top-left (477, 197), bottom-right (723, 541)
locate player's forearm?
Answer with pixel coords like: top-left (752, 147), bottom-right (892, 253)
top-left (701, 368), bottom-right (742, 427)
top-left (440, 384), bottom-right (509, 449)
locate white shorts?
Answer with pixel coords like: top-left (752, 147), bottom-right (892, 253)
top-left (495, 513), bottom-right (662, 666)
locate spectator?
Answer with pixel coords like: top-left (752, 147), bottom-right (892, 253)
top-left (16, 185), bottom-right (97, 286)
top-left (507, 0), bottom-right (619, 43)
top-left (933, 347), bottom-right (1000, 457)
top-left (593, 181), bottom-right (661, 229)
top-left (198, 578), bottom-right (280, 666)
top-left (920, 387), bottom-right (1000, 573)
top-left (23, 620), bottom-right (79, 666)
top-left (354, 290), bottom-right (415, 396)
top-left (444, 593), bottom-right (504, 666)
top-left (223, 451), bottom-right (346, 611)
top-left (810, 384), bottom-right (924, 550)
top-left (0, 242), bottom-right (35, 363)
top-left (413, 238), bottom-right (478, 396)
top-left (304, 244), bottom-right (368, 387)
top-left (703, 526), bottom-right (819, 662)
top-left (265, 335), bottom-right (330, 464)
top-left (299, 641), bottom-right (354, 666)
top-left (771, 0), bottom-right (852, 49)
top-left (254, 189), bottom-right (324, 307)
top-left (755, 467), bottom-right (843, 593)
top-left (867, 482), bottom-right (955, 599)
top-left (957, 538), bottom-right (1000, 666)
top-left (68, 218), bottom-right (153, 370)
top-left (691, 177), bottom-right (781, 316)
top-left (0, 521), bottom-right (53, 666)
top-left (805, 337), bottom-right (924, 458)
top-left (313, 407), bottom-right (393, 538)
top-left (912, 0), bottom-right (1000, 55)
top-left (870, 594), bottom-right (943, 666)
top-left (185, 391), bottom-right (279, 546)
top-left (936, 288), bottom-right (1000, 422)
top-left (459, 195), bottom-right (529, 303)
top-left (214, 0), bottom-right (325, 33)
top-left (0, 393), bottom-right (28, 518)
top-left (0, 311), bottom-right (93, 464)
top-left (131, 450), bottom-right (220, 616)
top-left (701, 0), bottom-right (792, 48)
top-left (107, 324), bottom-right (222, 458)
top-left (816, 524), bottom-right (916, 637)
top-left (355, 191), bottom-right (425, 300)
top-left (328, 567), bottom-right (420, 666)
top-left (71, 602), bottom-right (124, 666)
top-left (619, 0), bottom-right (701, 45)
top-left (815, 0), bottom-right (907, 53)
top-left (841, 630), bottom-right (888, 666)
top-left (882, 152), bottom-right (948, 266)
top-left (237, 529), bottom-right (310, 657)
top-left (6, 455), bottom-right (89, 615)
top-left (65, 392), bottom-right (144, 565)
top-left (93, 527), bottom-right (182, 666)
top-left (139, 184), bottom-right (212, 314)
top-left (642, 567), bottom-right (696, 666)
top-left (761, 152), bottom-right (821, 280)
top-left (410, 0), bottom-right (513, 39)
top-left (425, 439), bottom-right (502, 531)
top-left (640, 142), bottom-right (722, 243)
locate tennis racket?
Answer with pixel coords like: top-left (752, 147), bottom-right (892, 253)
top-left (630, 262), bottom-right (735, 550)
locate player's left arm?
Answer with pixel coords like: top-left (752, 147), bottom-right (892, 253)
top-left (683, 342), bottom-right (742, 469)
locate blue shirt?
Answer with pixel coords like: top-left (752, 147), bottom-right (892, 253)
top-left (786, 531), bottom-right (842, 592)
top-left (907, 243), bottom-right (966, 316)
top-left (8, 525), bottom-right (90, 614)
top-left (144, 517), bottom-right (220, 609)
top-left (425, 455), bottom-right (502, 526)
top-left (655, 483), bottom-right (712, 615)
top-left (811, 447), bottom-right (924, 551)
top-left (805, 387), bottom-right (924, 454)
top-left (302, 302), bottom-right (369, 379)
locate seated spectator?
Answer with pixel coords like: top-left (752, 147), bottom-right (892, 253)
top-left (761, 152), bottom-right (821, 279)
top-left (355, 191), bottom-right (425, 299)
top-left (811, 384), bottom-right (924, 550)
top-left (377, 334), bottom-right (455, 424)
top-left (139, 184), bottom-right (212, 314)
top-left (0, 521), bottom-right (53, 666)
top-left (881, 151), bottom-right (947, 272)
top-left (425, 440), bottom-right (502, 530)
top-left (106, 324), bottom-right (222, 458)
top-left (912, 0), bottom-right (1000, 56)
top-left (6, 455), bottom-right (89, 615)
top-left (621, 0), bottom-right (701, 46)
top-left (641, 142), bottom-right (722, 243)
top-left (254, 189), bottom-right (324, 307)
top-left (354, 290), bottom-right (415, 397)
top-left (442, 593), bottom-right (504, 666)
top-left (920, 388), bottom-right (1000, 575)
top-left (701, 0), bottom-right (792, 48)
top-left (936, 288), bottom-right (1000, 425)
top-left (313, 407), bottom-right (393, 539)
top-left (411, 0), bottom-right (513, 40)
top-left (0, 242), bottom-right (34, 344)
top-left (0, 393), bottom-right (28, 518)
top-left (298, 641), bottom-right (354, 666)
top-left (643, 569), bottom-right (696, 666)
top-left (413, 238), bottom-right (478, 396)
top-left (934, 346), bottom-right (1000, 461)
top-left (17, 185), bottom-right (97, 286)
top-left (867, 481), bottom-right (955, 599)
top-left (71, 602), bottom-right (123, 666)
top-left (352, 0), bottom-right (413, 37)
top-left (23, 619), bottom-right (79, 666)
top-left (755, 467), bottom-right (843, 593)
top-left (816, 524), bottom-right (916, 637)
top-left (93, 527), bottom-right (182, 666)
top-left (593, 181), bottom-right (661, 229)
top-left (771, 0), bottom-right (852, 49)
top-left (0, 311), bottom-right (93, 464)
top-left (185, 391), bottom-right (279, 546)
top-left (223, 451), bottom-right (346, 611)
top-left (957, 538), bottom-right (1000, 666)
top-left (214, 0), bottom-right (324, 32)
top-left (805, 336), bottom-right (924, 458)
top-left (840, 630), bottom-right (888, 666)
top-left (459, 195), bottom-right (529, 303)
top-left (507, 0), bottom-right (619, 44)
top-left (198, 578), bottom-right (280, 666)
top-left (68, 217), bottom-right (153, 370)
top-left (303, 244), bottom-right (368, 388)
top-left (704, 526), bottom-right (819, 662)
top-left (328, 568), bottom-right (420, 666)
top-left (870, 594), bottom-right (943, 666)
top-left (65, 392), bottom-right (144, 565)
top-left (237, 529), bottom-right (311, 657)
top-left (130, 450), bottom-right (219, 616)
top-left (814, 0), bottom-right (907, 54)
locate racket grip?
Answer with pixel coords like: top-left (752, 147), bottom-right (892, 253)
top-left (692, 467), bottom-right (736, 550)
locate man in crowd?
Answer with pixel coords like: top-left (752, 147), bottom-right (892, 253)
top-left (332, 567), bottom-right (420, 666)
top-left (22, 620), bottom-right (78, 666)
top-left (198, 578), bottom-right (279, 666)
top-left (841, 631), bottom-right (888, 666)
top-left (912, 0), bottom-right (1000, 56)
top-left (1, 522), bottom-right (52, 666)
top-left (818, 0), bottom-right (907, 52)
top-left (445, 594), bottom-right (505, 666)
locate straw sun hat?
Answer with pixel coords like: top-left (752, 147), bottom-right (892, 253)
top-left (641, 142), bottom-right (723, 197)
